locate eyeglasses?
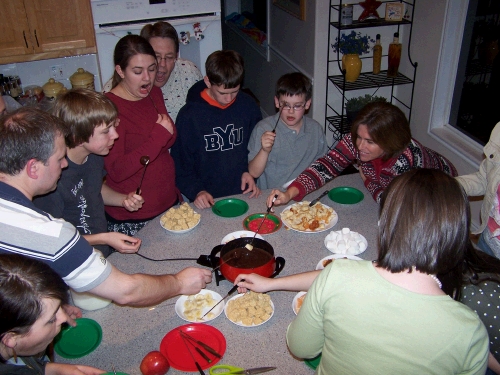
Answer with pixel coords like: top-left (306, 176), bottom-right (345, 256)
top-left (156, 55), bottom-right (176, 64)
top-left (280, 102), bottom-right (306, 112)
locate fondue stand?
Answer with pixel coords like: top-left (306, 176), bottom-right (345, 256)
top-left (57, 174), bottom-right (379, 374)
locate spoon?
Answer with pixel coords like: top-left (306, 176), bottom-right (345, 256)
top-left (136, 156), bottom-right (150, 194)
top-left (245, 194), bottom-right (278, 251)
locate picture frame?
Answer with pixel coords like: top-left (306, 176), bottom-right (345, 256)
top-left (385, 2), bottom-right (404, 21)
top-left (273, 0), bottom-right (306, 21)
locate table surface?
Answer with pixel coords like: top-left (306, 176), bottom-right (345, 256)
top-left (57, 174), bottom-right (379, 374)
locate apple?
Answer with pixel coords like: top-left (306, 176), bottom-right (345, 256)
top-left (140, 350), bottom-right (170, 375)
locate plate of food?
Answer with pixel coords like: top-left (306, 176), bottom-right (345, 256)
top-left (160, 203), bottom-right (201, 233)
top-left (224, 291), bottom-right (274, 327)
top-left (221, 230), bottom-right (264, 244)
top-left (316, 254), bottom-right (363, 270)
top-left (324, 228), bottom-right (367, 255)
top-left (292, 291), bottom-right (307, 315)
top-left (175, 290), bottom-right (224, 322)
top-left (242, 213), bottom-right (282, 234)
top-left (280, 201), bottom-right (338, 233)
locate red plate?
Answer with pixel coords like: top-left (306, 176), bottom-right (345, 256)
top-left (159, 323), bottom-right (226, 371)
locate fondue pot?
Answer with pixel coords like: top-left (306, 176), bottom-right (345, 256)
top-left (209, 237), bottom-right (285, 283)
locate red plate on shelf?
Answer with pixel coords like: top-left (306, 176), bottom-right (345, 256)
top-left (159, 323), bottom-right (226, 371)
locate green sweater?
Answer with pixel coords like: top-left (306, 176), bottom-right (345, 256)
top-left (287, 259), bottom-right (489, 375)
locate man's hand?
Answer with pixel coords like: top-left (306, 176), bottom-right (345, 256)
top-left (241, 172), bottom-right (261, 198)
top-left (62, 304), bottom-right (82, 327)
top-left (194, 191), bottom-right (214, 209)
top-left (174, 267), bottom-right (212, 295)
top-left (122, 192), bottom-right (144, 212)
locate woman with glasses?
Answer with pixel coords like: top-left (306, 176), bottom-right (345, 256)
top-left (248, 72), bottom-right (327, 189)
top-left (0, 253), bottom-right (104, 375)
top-left (104, 35), bottom-right (180, 236)
top-left (103, 22), bottom-right (203, 123)
top-left (266, 101), bottom-right (457, 206)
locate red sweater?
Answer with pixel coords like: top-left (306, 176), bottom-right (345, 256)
top-left (104, 86), bottom-right (178, 221)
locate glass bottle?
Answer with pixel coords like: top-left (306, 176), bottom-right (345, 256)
top-left (387, 32), bottom-right (402, 77)
top-left (373, 34), bottom-right (382, 74)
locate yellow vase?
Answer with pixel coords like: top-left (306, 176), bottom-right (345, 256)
top-left (342, 54), bottom-right (362, 82)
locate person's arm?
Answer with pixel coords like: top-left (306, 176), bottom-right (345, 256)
top-left (266, 186), bottom-right (300, 209)
top-left (101, 181), bottom-right (144, 211)
top-left (488, 352), bottom-right (500, 375)
top-left (234, 271), bottom-right (320, 293)
top-left (82, 232), bottom-right (141, 254)
top-left (248, 131), bottom-right (276, 178)
top-left (45, 363), bottom-right (105, 375)
top-left (455, 157), bottom-right (490, 197)
top-left (88, 265), bottom-right (212, 306)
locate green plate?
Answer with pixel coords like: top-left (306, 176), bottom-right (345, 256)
top-left (242, 213), bottom-right (282, 234)
top-left (212, 198), bottom-right (249, 217)
top-left (305, 353), bottom-right (322, 370)
top-left (54, 318), bottom-right (102, 359)
top-left (328, 186), bottom-right (364, 204)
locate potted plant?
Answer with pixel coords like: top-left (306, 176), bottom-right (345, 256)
top-left (345, 94), bottom-right (387, 124)
top-left (332, 31), bottom-right (374, 82)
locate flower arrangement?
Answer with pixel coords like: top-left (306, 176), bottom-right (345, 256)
top-left (332, 31), bottom-right (374, 55)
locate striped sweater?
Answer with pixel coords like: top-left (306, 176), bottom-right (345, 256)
top-left (290, 134), bottom-right (457, 203)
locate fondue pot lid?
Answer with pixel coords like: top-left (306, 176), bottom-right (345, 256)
top-left (70, 68), bottom-right (94, 86)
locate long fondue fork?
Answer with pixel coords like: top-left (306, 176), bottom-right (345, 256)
top-left (200, 281), bottom-right (243, 320)
top-left (181, 335), bottom-right (205, 375)
top-left (245, 195), bottom-right (278, 251)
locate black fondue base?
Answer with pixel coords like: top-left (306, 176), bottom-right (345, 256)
top-left (196, 244), bottom-right (285, 286)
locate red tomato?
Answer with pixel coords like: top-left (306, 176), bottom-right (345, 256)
top-left (140, 351), bottom-right (170, 375)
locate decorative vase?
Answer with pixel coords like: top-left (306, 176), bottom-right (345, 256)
top-left (342, 54), bottom-right (362, 82)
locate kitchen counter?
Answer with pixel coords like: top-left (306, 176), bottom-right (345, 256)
top-left (57, 173), bottom-right (379, 374)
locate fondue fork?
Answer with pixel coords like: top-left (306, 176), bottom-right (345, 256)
top-left (245, 195), bottom-right (278, 251)
top-left (181, 335), bottom-right (206, 375)
top-left (200, 281), bottom-right (243, 320)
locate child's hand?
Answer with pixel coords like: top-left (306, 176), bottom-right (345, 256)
top-left (156, 113), bottom-right (174, 134)
top-left (107, 233), bottom-right (141, 253)
top-left (122, 192), bottom-right (144, 212)
top-left (194, 191), bottom-right (215, 209)
top-left (241, 172), bottom-right (261, 198)
top-left (261, 131), bottom-right (276, 153)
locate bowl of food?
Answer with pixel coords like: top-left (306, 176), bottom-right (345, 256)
top-left (175, 290), bottom-right (223, 322)
top-left (242, 213), bottom-right (282, 235)
top-left (221, 230), bottom-right (264, 244)
top-left (292, 291), bottom-right (307, 315)
top-left (224, 291), bottom-right (274, 327)
top-left (280, 202), bottom-right (338, 233)
top-left (316, 254), bottom-right (363, 270)
top-left (160, 203), bottom-right (200, 233)
top-left (324, 228), bottom-right (367, 255)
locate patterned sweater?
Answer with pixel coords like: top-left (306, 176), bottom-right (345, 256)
top-left (291, 134), bottom-right (457, 203)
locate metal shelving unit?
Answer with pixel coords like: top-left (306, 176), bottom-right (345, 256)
top-left (326, 0), bottom-right (418, 144)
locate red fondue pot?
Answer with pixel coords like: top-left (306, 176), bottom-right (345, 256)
top-left (210, 237), bottom-right (285, 283)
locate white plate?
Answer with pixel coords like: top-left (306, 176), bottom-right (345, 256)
top-left (324, 230), bottom-right (367, 255)
top-left (160, 213), bottom-right (200, 234)
top-left (221, 231), bottom-right (264, 244)
top-left (292, 291), bottom-right (307, 315)
top-left (280, 202), bottom-right (338, 233)
top-left (316, 254), bottom-right (363, 270)
top-left (282, 179), bottom-right (295, 189)
top-left (224, 293), bottom-right (274, 327)
top-left (175, 290), bottom-right (224, 322)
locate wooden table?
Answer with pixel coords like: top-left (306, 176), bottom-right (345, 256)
top-left (57, 173), bottom-right (379, 374)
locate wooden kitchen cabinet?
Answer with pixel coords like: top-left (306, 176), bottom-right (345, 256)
top-left (0, 0), bottom-right (96, 65)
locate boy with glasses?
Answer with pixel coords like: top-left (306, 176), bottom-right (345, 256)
top-left (248, 72), bottom-right (327, 189)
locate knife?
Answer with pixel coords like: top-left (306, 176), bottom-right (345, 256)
top-left (200, 282), bottom-right (240, 319)
top-left (309, 190), bottom-right (329, 206)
